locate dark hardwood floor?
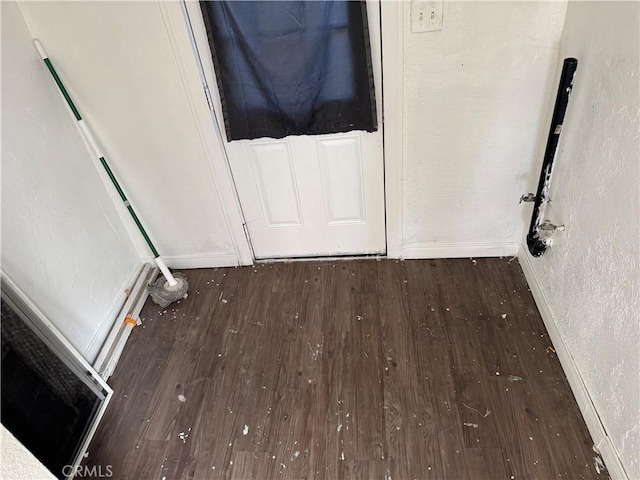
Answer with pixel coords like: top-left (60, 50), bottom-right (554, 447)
top-left (86, 258), bottom-right (605, 480)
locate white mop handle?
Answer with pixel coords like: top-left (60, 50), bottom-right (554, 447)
top-left (34, 39), bottom-right (48, 59)
top-left (77, 120), bottom-right (106, 159)
top-left (35, 39), bottom-right (178, 290)
top-left (155, 257), bottom-right (178, 287)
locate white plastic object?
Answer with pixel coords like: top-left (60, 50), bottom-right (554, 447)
top-left (77, 120), bottom-right (105, 158)
top-left (154, 257), bottom-right (178, 287)
top-left (33, 39), bottom-right (48, 59)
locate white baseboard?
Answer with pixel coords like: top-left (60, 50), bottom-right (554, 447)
top-left (143, 253), bottom-right (240, 269)
top-left (518, 244), bottom-right (629, 480)
top-left (402, 242), bottom-right (520, 259)
top-left (597, 437), bottom-right (629, 480)
top-left (84, 263), bottom-right (143, 362)
top-left (93, 263), bottom-right (157, 380)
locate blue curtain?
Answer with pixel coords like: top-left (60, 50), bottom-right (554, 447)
top-left (200, 1), bottom-right (377, 140)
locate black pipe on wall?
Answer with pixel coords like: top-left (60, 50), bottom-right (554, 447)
top-left (527, 57), bottom-right (578, 257)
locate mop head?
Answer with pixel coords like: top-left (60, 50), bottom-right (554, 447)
top-left (148, 272), bottom-right (189, 308)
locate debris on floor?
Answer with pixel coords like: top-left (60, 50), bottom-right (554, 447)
top-left (95, 259), bottom-right (599, 478)
top-left (463, 402), bottom-right (492, 418)
top-left (593, 458), bottom-right (605, 475)
top-left (592, 445), bottom-right (606, 474)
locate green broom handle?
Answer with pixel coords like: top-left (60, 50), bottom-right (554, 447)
top-left (33, 40), bottom-right (177, 286)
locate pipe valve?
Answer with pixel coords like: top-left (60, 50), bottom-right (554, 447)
top-left (539, 220), bottom-right (565, 232)
top-left (520, 193), bottom-right (536, 204)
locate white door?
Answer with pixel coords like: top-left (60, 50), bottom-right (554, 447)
top-left (185, 1), bottom-right (385, 259)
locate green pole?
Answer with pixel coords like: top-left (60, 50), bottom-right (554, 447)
top-left (35, 41), bottom-right (160, 259)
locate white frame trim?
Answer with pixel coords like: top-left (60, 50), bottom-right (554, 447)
top-left (158, 1), bottom-right (254, 266)
top-left (518, 245), bottom-right (629, 480)
top-left (381, 0), bottom-right (404, 258)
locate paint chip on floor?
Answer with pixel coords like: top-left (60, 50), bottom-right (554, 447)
top-left (243, 425), bottom-right (249, 435)
top-left (178, 394), bottom-right (186, 402)
top-left (593, 455), bottom-right (605, 474)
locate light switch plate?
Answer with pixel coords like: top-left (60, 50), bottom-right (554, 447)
top-left (411, 0), bottom-right (443, 33)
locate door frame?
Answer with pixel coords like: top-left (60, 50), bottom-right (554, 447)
top-left (160, 1), bottom-right (254, 265)
top-left (161, 0), bottom-right (404, 263)
top-left (380, 1), bottom-right (404, 259)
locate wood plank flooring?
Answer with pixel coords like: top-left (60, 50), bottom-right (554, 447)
top-left (86, 258), bottom-right (605, 480)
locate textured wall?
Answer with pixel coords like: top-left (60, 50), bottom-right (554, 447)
top-left (402, 1), bottom-right (567, 252)
top-left (1, 1), bottom-right (140, 362)
top-left (1, 426), bottom-right (55, 480)
top-left (524, 2), bottom-right (639, 477)
top-left (17, 1), bottom-right (236, 261)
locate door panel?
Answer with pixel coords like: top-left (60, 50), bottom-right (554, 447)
top-left (317, 136), bottom-right (366, 224)
top-left (247, 142), bottom-right (303, 227)
top-left (186, 0), bottom-right (385, 259)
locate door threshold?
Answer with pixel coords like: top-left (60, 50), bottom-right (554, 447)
top-left (256, 253), bottom-right (387, 264)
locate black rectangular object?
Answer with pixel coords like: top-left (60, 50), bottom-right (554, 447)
top-left (1, 290), bottom-right (108, 479)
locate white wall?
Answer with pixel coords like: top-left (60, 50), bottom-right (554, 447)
top-left (522, 2), bottom-right (639, 478)
top-left (16, 1), bottom-right (246, 268)
top-left (1, 426), bottom-right (55, 480)
top-left (1, 1), bottom-right (141, 362)
top-left (399, 1), bottom-right (567, 257)
top-left (14, 1), bottom-right (571, 263)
